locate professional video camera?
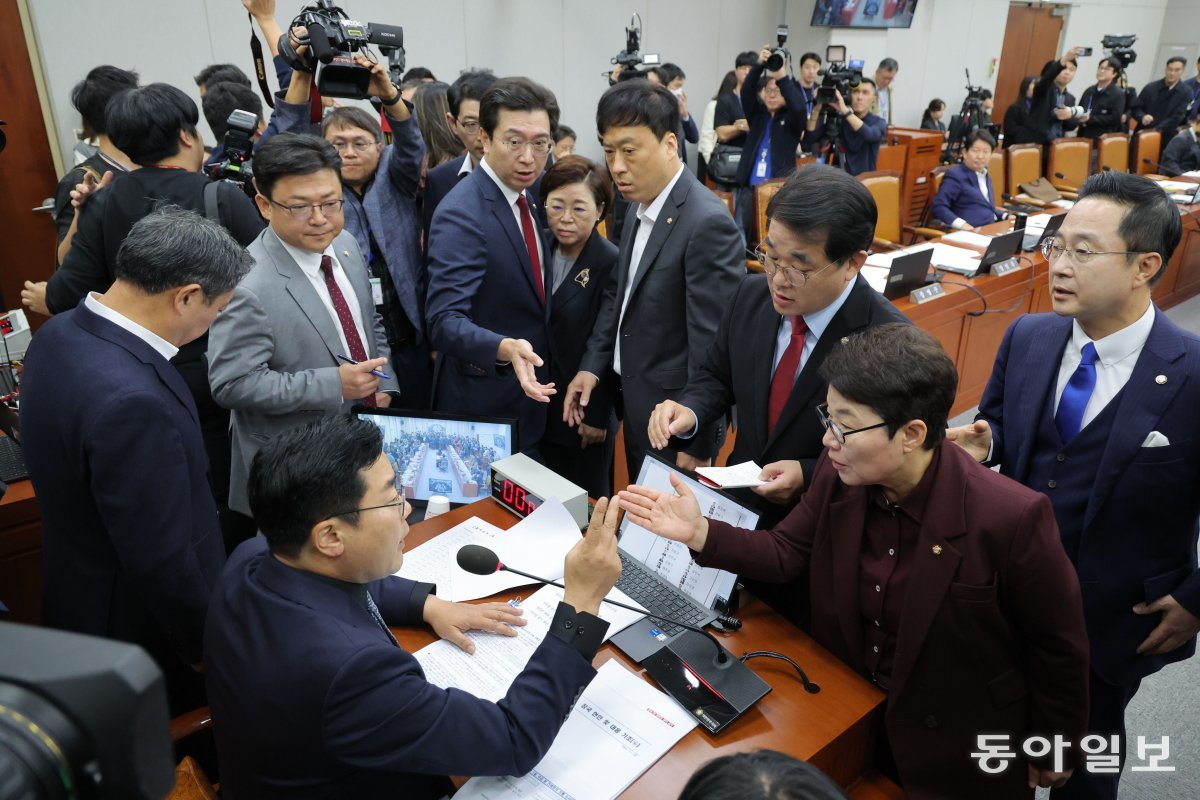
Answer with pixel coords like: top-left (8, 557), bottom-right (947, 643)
top-left (765, 24), bottom-right (790, 73)
top-left (944, 69), bottom-right (992, 164)
top-left (1101, 34), bottom-right (1138, 70)
top-left (205, 108), bottom-right (257, 197)
top-left (609, 13), bottom-right (660, 75)
top-left (816, 45), bottom-right (864, 104)
top-left (279, 0), bottom-right (404, 99)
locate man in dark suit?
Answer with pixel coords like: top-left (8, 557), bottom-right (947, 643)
top-left (1131, 56), bottom-right (1191, 134)
top-left (21, 207), bottom-right (252, 713)
top-left (930, 130), bottom-right (1006, 230)
top-left (1078, 58), bottom-right (1128, 142)
top-left (565, 80), bottom-right (745, 481)
top-left (1160, 116), bottom-right (1200, 176)
top-left (648, 165), bottom-right (908, 527)
top-left (205, 415), bottom-right (621, 800)
top-left (426, 77), bottom-right (559, 454)
top-left (950, 171), bottom-right (1200, 800)
top-left (1009, 47), bottom-right (1086, 145)
top-left (621, 325), bottom-right (1089, 797)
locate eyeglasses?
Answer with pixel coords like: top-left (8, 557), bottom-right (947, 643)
top-left (816, 403), bottom-right (890, 445)
top-left (326, 472), bottom-right (407, 519)
top-left (546, 202), bottom-right (595, 219)
top-left (268, 198), bottom-right (345, 220)
top-left (330, 138), bottom-right (379, 153)
top-left (1040, 239), bottom-right (1146, 265)
top-left (754, 246), bottom-right (840, 286)
top-left (499, 136), bottom-right (553, 156)
top-left (458, 119), bottom-right (481, 134)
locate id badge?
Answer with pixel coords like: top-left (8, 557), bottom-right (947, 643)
top-left (755, 153), bottom-right (768, 179)
top-left (369, 276), bottom-right (383, 306)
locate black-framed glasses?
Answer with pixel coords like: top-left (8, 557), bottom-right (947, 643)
top-left (753, 246), bottom-right (840, 286)
top-left (816, 403), bottom-right (890, 444)
top-left (1040, 239), bottom-right (1146, 265)
top-left (267, 197), bottom-right (345, 220)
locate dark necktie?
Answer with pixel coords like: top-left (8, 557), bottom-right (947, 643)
top-left (516, 195), bottom-right (545, 303)
top-left (767, 317), bottom-right (808, 433)
top-left (320, 255), bottom-right (376, 408)
top-left (1055, 342), bottom-right (1098, 443)
top-left (365, 591), bottom-right (398, 647)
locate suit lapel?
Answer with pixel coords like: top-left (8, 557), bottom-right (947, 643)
top-left (265, 233), bottom-right (346, 363)
top-left (750, 293), bottom-right (781, 449)
top-left (552, 233), bottom-right (599, 311)
top-left (626, 172), bottom-right (690, 304)
top-left (481, 176), bottom-right (545, 305)
top-left (1012, 319), bottom-right (1072, 481)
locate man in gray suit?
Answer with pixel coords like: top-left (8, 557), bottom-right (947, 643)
top-left (208, 134), bottom-right (399, 516)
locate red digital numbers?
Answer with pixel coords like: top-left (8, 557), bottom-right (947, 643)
top-left (500, 479), bottom-right (537, 515)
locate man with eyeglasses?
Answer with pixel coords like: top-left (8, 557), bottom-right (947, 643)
top-left (205, 414), bottom-right (623, 799)
top-left (949, 170), bottom-right (1200, 800)
top-left (426, 77), bottom-right (560, 455)
top-left (276, 50), bottom-right (433, 408)
top-left (646, 166), bottom-right (908, 533)
top-left (209, 133), bottom-right (400, 524)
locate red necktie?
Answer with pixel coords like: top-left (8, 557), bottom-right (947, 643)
top-left (767, 316), bottom-right (808, 432)
top-left (320, 255), bottom-right (376, 408)
top-left (516, 194), bottom-right (545, 303)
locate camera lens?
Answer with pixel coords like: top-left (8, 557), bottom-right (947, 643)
top-left (765, 49), bottom-right (785, 72)
top-left (0, 682), bottom-right (89, 800)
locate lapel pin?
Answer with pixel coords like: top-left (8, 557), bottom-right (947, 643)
top-left (1156, 375), bottom-right (1168, 385)
top-left (666, 217), bottom-right (674, 224)
top-left (841, 336), bottom-right (849, 344)
top-left (931, 545), bottom-right (943, 556)
top-left (342, 250), bottom-right (350, 257)
top-left (575, 268), bottom-right (591, 288)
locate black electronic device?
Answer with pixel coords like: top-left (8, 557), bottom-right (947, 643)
top-left (882, 248), bottom-right (934, 300)
top-left (975, 228), bottom-right (1025, 276)
top-left (1101, 34), bottom-right (1137, 69)
top-left (1078, 47), bottom-right (1093, 57)
top-left (205, 108), bottom-right (258, 196)
top-left (815, 44), bottom-right (864, 104)
top-left (765, 24), bottom-right (790, 72)
top-left (279, 0), bottom-right (404, 99)
top-left (1023, 212), bottom-right (1065, 252)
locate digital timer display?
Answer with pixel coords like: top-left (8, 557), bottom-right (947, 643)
top-left (493, 476), bottom-right (542, 517)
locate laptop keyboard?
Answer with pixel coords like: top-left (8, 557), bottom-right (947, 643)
top-left (616, 550), bottom-right (712, 637)
top-left (0, 436), bottom-right (27, 483)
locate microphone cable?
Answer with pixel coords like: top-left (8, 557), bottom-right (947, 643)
top-left (932, 253), bottom-right (1035, 317)
top-left (739, 650), bottom-right (821, 694)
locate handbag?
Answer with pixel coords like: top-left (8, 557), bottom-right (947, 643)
top-left (708, 143), bottom-right (742, 185)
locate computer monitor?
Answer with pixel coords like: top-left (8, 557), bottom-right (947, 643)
top-left (355, 408), bottom-right (516, 507)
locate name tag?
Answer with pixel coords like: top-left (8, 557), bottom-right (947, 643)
top-left (756, 149), bottom-right (769, 179)
top-left (369, 276), bottom-right (384, 306)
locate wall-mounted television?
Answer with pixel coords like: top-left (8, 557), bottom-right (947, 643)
top-left (811, 0), bottom-right (919, 30)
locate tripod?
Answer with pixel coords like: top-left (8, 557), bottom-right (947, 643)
top-left (944, 99), bottom-right (986, 164)
top-left (815, 104), bottom-right (851, 172)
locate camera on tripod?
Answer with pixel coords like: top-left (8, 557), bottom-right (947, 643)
top-left (765, 25), bottom-right (790, 73)
top-left (816, 45), bottom-right (864, 104)
top-left (1101, 34), bottom-right (1138, 70)
top-left (611, 13), bottom-right (660, 72)
top-left (279, 0), bottom-right (404, 99)
top-left (205, 108), bottom-right (257, 196)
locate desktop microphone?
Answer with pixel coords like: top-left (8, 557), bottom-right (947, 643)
top-left (1053, 172), bottom-right (1080, 192)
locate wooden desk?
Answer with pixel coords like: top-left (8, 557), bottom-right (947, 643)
top-left (397, 499), bottom-right (888, 797)
top-left (0, 477), bottom-right (41, 624)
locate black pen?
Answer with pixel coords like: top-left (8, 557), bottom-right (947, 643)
top-left (335, 354), bottom-right (391, 379)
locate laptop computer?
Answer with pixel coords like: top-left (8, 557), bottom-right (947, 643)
top-left (882, 248), bottom-right (934, 300)
top-left (1169, 181), bottom-right (1200, 205)
top-left (354, 408), bottom-right (516, 511)
top-left (608, 453), bottom-right (761, 663)
top-left (1021, 213), bottom-right (1064, 252)
top-left (972, 228), bottom-right (1025, 277)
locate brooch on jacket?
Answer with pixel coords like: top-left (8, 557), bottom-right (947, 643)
top-left (575, 268), bottom-right (590, 288)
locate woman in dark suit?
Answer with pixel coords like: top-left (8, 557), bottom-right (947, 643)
top-left (1002, 75), bottom-right (1037, 143)
top-left (538, 156), bottom-right (619, 497)
top-left (619, 324), bottom-right (1090, 799)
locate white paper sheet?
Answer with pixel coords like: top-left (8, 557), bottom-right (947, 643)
top-left (864, 241), bottom-right (934, 269)
top-left (695, 461), bottom-right (766, 488)
top-left (414, 584), bottom-right (646, 702)
top-left (939, 230), bottom-right (992, 248)
top-left (453, 660), bottom-right (698, 800)
top-left (396, 516), bottom-right (507, 599)
top-left (860, 265), bottom-right (890, 294)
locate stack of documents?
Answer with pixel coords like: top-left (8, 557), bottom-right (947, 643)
top-left (695, 461), bottom-right (766, 488)
top-left (939, 230), bottom-right (992, 248)
top-left (865, 242), bottom-right (980, 275)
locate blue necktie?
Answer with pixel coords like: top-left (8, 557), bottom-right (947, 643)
top-left (365, 591), bottom-right (399, 647)
top-left (1055, 342), bottom-right (1098, 443)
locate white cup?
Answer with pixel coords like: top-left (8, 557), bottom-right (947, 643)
top-left (424, 495), bottom-right (450, 520)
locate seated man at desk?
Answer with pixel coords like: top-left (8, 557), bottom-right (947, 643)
top-left (204, 415), bottom-right (622, 799)
top-left (930, 130), bottom-right (1006, 231)
top-left (620, 325), bottom-right (1090, 798)
top-left (1160, 116), bottom-right (1200, 177)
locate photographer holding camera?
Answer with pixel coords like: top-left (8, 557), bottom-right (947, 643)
top-left (806, 78), bottom-right (887, 176)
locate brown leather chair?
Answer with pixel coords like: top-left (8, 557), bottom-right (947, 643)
top-left (1134, 129), bottom-right (1163, 175)
top-left (709, 186), bottom-right (735, 218)
top-left (908, 164), bottom-right (954, 241)
top-left (856, 170), bottom-right (903, 249)
top-left (1006, 144), bottom-right (1043, 196)
top-left (1097, 132), bottom-right (1130, 173)
top-left (166, 707), bottom-right (218, 800)
top-left (754, 177), bottom-right (788, 247)
top-left (1046, 137), bottom-right (1092, 196)
top-left (988, 150), bottom-right (1007, 209)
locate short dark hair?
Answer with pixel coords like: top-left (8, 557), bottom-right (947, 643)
top-left (878, 57), bottom-right (899, 72)
top-left (1077, 171), bottom-right (1183, 284)
top-left (1098, 57), bottom-right (1123, 75)
top-left (979, 88), bottom-right (993, 100)
top-left (1167, 56), bottom-right (1187, 68)
top-left (70, 65), bottom-right (139, 138)
top-left (402, 66), bottom-right (436, 82)
top-left (858, 77), bottom-right (877, 94)
top-left (201, 81), bottom-right (264, 140)
top-left (820, 324), bottom-right (955, 450)
top-left (106, 83), bottom-right (200, 166)
top-left (320, 106), bottom-right (382, 143)
top-left (114, 206), bottom-right (252, 299)
top-left (552, 124), bottom-right (577, 143)
top-left (252, 133), bottom-right (343, 200)
top-left (655, 63), bottom-right (686, 84)
top-left (965, 129), bottom-right (996, 150)
top-left (735, 51), bottom-right (758, 68)
top-left (799, 52), bottom-right (822, 68)
top-left (678, 750), bottom-right (848, 800)
top-left (479, 77), bottom-right (560, 137)
top-left (248, 415), bottom-right (384, 558)
top-left (193, 63), bottom-right (251, 91)
top-left (596, 80), bottom-right (680, 141)
top-left (766, 164), bottom-right (877, 263)
top-left (539, 155), bottom-right (614, 218)
top-left (447, 69), bottom-right (498, 119)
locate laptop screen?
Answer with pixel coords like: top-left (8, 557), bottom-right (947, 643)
top-left (618, 454), bottom-right (761, 610)
top-left (356, 408), bottom-right (516, 505)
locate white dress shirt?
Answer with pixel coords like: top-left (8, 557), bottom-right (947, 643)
top-left (614, 163), bottom-right (687, 374)
top-left (277, 233), bottom-right (369, 359)
top-left (1054, 302), bottom-right (1155, 430)
top-left (84, 292), bottom-right (178, 361)
top-left (479, 157), bottom-right (544, 270)
top-left (458, 153), bottom-right (476, 178)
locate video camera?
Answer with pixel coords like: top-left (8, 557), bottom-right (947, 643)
top-left (205, 108), bottom-right (257, 197)
top-left (279, 0), bottom-right (404, 99)
top-left (765, 24), bottom-right (790, 73)
top-left (961, 72), bottom-right (987, 112)
top-left (816, 45), bottom-right (864, 104)
top-left (606, 13), bottom-right (660, 81)
top-left (1101, 34), bottom-right (1138, 70)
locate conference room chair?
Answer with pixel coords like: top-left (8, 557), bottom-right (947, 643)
top-left (167, 706), bottom-right (218, 800)
top-left (795, 153), bottom-right (818, 171)
top-left (907, 164), bottom-right (954, 242)
top-left (856, 170), bottom-right (904, 250)
top-left (709, 186), bottom-right (735, 218)
top-left (1133, 129), bottom-right (1163, 175)
top-left (988, 150), bottom-right (1007, 210)
top-left (1006, 144), bottom-right (1051, 207)
top-left (754, 177), bottom-right (788, 248)
top-left (1046, 137), bottom-right (1092, 197)
top-left (1097, 132), bottom-right (1130, 173)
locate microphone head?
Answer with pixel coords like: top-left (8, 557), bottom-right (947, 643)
top-left (457, 544), bottom-right (502, 575)
top-left (1054, 172), bottom-right (1066, 179)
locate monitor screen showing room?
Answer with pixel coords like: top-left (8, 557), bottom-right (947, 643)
top-left (811, 0), bottom-right (919, 29)
top-left (356, 409), bottom-right (516, 505)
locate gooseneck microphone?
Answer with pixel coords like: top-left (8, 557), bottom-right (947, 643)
top-left (1053, 172), bottom-right (1080, 192)
top-left (456, 544), bottom-right (732, 666)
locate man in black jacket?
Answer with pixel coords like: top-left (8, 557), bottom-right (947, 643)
top-left (1078, 58), bottom-right (1128, 141)
top-left (1161, 117), bottom-right (1200, 176)
top-left (1132, 56), bottom-right (1190, 133)
top-left (1009, 47), bottom-right (1086, 145)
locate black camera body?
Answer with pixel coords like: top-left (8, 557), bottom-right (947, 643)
top-left (817, 62), bottom-right (864, 104)
top-left (206, 108), bottom-right (258, 197)
top-left (611, 13), bottom-right (660, 70)
top-left (280, 0), bottom-right (404, 99)
top-left (765, 24), bottom-right (790, 73)
top-left (1101, 34), bottom-right (1138, 70)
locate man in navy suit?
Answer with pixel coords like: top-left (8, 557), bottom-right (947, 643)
top-left (205, 415), bottom-right (622, 799)
top-left (426, 77), bottom-right (559, 454)
top-left (930, 130), bottom-right (1006, 231)
top-left (950, 171), bottom-right (1200, 800)
top-left (21, 207), bottom-right (252, 713)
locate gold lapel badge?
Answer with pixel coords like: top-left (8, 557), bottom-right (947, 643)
top-left (931, 544), bottom-right (943, 556)
top-left (575, 269), bottom-right (591, 288)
